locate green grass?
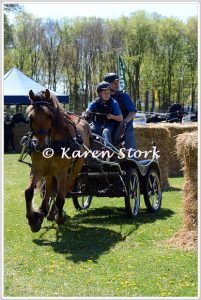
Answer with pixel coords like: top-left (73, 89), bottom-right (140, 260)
top-left (4, 154), bottom-right (198, 297)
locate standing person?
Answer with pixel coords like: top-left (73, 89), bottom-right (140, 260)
top-left (86, 81), bottom-right (123, 146)
top-left (4, 113), bottom-right (16, 153)
top-left (104, 73), bottom-right (137, 153)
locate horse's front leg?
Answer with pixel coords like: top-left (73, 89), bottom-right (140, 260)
top-left (55, 171), bottom-right (67, 225)
top-left (55, 193), bottom-right (66, 225)
top-left (25, 172), bottom-right (44, 232)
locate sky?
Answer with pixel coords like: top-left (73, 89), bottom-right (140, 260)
top-left (14, 2), bottom-right (198, 22)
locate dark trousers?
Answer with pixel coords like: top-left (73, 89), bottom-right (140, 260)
top-left (4, 132), bottom-right (15, 152)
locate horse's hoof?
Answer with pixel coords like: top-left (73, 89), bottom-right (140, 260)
top-left (47, 211), bottom-right (56, 221)
top-left (56, 217), bottom-right (65, 225)
top-left (56, 212), bottom-right (67, 225)
top-left (30, 222), bottom-right (42, 232)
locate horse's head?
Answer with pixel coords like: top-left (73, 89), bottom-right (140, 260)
top-left (27, 89), bottom-right (56, 148)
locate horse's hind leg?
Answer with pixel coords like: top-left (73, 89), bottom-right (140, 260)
top-left (25, 173), bottom-right (44, 232)
top-left (55, 194), bottom-right (66, 225)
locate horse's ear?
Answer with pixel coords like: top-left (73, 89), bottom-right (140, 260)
top-left (45, 89), bottom-right (51, 100)
top-left (29, 90), bottom-right (35, 101)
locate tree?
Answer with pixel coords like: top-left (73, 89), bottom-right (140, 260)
top-left (41, 19), bottom-right (63, 91)
top-left (12, 12), bottom-right (37, 74)
top-left (122, 11), bottom-right (152, 104)
top-left (157, 18), bottom-right (185, 108)
top-left (4, 4), bottom-right (22, 51)
top-left (184, 17), bottom-right (198, 112)
top-left (4, 11), bottom-right (198, 113)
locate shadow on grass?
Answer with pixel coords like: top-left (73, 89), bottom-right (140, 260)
top-left (72, 206), bottom-right (174, 225)
top-left (33, 206), bottom-right (174, 263)
top-left (34, 222), bottom-right (125, 263)
top-left (165, 186), bottom-right (182, 192)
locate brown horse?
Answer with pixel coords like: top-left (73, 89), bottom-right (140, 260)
top-left (25, 89), bottom-right (91, 232)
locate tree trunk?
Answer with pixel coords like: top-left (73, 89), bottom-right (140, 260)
top-left (145, 90), bottom-right (149, 112)
top-left (158, 90), bottom-right (161, 110)
top-left (191, 87), bottom-right (195, 112)
top-left (151, 90), bottom-right (155, 112)
top-left (135, 63), bottom-right (140, 103)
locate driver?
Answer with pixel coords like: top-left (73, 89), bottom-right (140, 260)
top-left (104, 73), bottom-right (137, 152)
top-left (86, 81), bottom-right (123, 146)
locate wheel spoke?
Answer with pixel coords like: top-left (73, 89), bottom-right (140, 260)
top-left (125, 169), bottom-right (140, 218)
top-left (151, 195), bottom-right (156, 206)
top-left (130, 175), bottom-right (136, 192)
top-left (130, 175), bottom-right (139, 214)
top-left (144, 170), bottom-right (162, 212)
top-left (152, 176), bottom-right (157, 188)
top-left (148, 177), bottom-right (153, 189)
top-left (73, 194), bottom-right (92, 210)
top-left (82, 196), bottom-right (85, 206)
top-left (132, 175), bottom-right (140, 213)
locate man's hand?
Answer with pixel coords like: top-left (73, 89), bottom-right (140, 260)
top-left (124, 112), bottom-right (136, 123)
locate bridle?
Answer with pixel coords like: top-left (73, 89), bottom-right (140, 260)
top-left (29, 101), bottom-right (83, 153)
top-left (29, 101), bottom-right (54, 137)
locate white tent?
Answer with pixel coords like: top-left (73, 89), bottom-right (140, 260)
top-left (4, 66), bottom-right (69, 104)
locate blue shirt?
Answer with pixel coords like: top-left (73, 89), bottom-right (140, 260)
top-left (88, 99), bottom-right (122, 116)
top-left (122, 92), bottom-right (137, 113)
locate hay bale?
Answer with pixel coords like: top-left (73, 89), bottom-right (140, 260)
top-left (135, 124), bottom-right (170, 190)
top-left (168, 131), bottom-right (198, 249)
top-left (176, 131), bottom-right (198, 230)
top-left (159, 123), bottom-right (198, 176)
top-left (168, 230), bottom-right (197, 250)
top-left (13, 123), bottom-right (30, 152)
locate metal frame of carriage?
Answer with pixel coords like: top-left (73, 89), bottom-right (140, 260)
top-left (67, 132), bottom-right (162, 218)
top-left (19, 128), bottom-right (162, 219)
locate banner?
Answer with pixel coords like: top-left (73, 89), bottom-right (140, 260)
top-left (118, 56), bottom-right (126, 90)
top-left (133, 112), bottom-right (147, 125)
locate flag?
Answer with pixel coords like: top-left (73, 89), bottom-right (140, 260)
top-left (118, 56), bottom-right (126, 90)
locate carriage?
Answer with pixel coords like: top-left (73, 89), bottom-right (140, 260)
top-left (19, 89), bottom-right (162, 232)
top-left (67, 132), bottom-right (162, 218)
top-left (20, 120), bottom-right (162, 220)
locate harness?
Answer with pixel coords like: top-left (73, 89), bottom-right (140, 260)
top-left (27, 102), bottom-right (83, 154)
top-left (29, 101), bottom-right (53, 136)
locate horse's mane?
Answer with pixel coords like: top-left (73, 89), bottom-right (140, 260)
top-left (26, 91), bottom-right (75, 136)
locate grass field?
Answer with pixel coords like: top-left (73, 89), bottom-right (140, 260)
top-left (3, 154), bottom-right (198, 297)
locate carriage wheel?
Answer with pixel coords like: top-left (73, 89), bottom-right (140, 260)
top-left (143, 168), bottom-right (162, 212)
top-left (125, 168), bottom-right (140, 218)
top-left (40, 178), bottom-right (46, 199)
top-left (72, 195), bottom-right (92, 210)
top-left (40, 178), bottom-right (57, 221)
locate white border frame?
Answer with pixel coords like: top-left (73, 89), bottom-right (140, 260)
top-left (1, 1), bottom-right (200, 300)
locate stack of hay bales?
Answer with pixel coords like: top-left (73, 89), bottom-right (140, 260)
top-left (14, 123), bottom-right (30, 152)
top-left (135, 124), bottom-right (170, 190)
top-left (168, 131), bottom-right (198, 249)
top-left (160, 123), bottom-right (198, 176)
